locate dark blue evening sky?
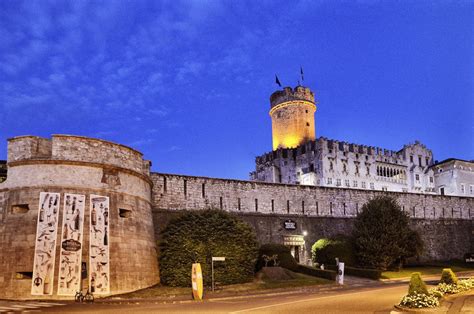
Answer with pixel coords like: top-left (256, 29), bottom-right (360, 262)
top-left (0, 1), bottom-right (473, 179)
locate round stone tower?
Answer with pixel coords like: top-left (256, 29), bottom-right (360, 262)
top-left (0, 135), bottom-right (159, 299)
top-left (269, 86), bottom-right (317, 150)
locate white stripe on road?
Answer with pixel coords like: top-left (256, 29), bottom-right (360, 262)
top-left (229, 286), bottom-right (402, 313)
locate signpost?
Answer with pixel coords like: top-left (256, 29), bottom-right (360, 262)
top-left (211, 257), bottom-right (225, 292)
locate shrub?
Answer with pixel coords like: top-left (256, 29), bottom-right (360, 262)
top-left (256, 244), bottom-right (298, 272)
top-left (311, 236), bottom-right (356, 266)
top-left (440, 268), bottom-right (458, 285)
top-left (408, 272), bottom-right (429, 295)
top-left (326, 265), bottom-right (382, 280)
top-left (399, 293), bottom-right (439, 308)
top-left (295, 265), bottom-right (336, 281)
top-left (159, 209), bottom-right (259, 287)
top-left (353, 196), bottom-right (424, 270)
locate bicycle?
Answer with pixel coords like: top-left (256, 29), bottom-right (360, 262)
top-left (75, 289), bottom-right (94, 303)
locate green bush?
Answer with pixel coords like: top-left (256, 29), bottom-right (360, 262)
top-left (353, 196), bottom-right (424, 270)
top-left (408, 272), bottom-right (429, 295)
top-left (311, 236), bottom-right (356, 266)
top-left (295, 265), bottom-right (336, 280)
top-left (326, 265), bottom-right (382, 280)
top-left (440, 268), bottom-right (458, 285)
top-left (159, 209), bottom-right (259, 287)
top-left (256, 244), bottom-right (298, 272)
top-left (399, 293), bottom-right (439, 308)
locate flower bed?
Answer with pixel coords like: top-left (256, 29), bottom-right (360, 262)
top-left (397, 269), bottom-right (474, 309)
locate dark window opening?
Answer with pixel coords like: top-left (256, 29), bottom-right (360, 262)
top-left (316, 201), bottom-right (319, 215)
top-left (286, 200), bottom-right (290, 214)
top-left (271, 199), bottom-right (274, 212)
top-left (16, 272), bottom-right (33, 279)
top-left (202, 183), bottom-right (206, 198)
top-left (330, 202), bottom-right (333, 215)
top-left (255, 199), bottom-right (258, 212)
top-left (238, 198), bottom-right (241, 211)
top-left (343, 203), bottom-right (346, 215)
top-left (183, 180), bottom-right (187, 198)
top-left (306, 122), bottom-right (310, 127)
top-left (302, 201), bottom-right (305, 214)
top-left (12, 204), bottom-right (29, 214)
top-left (163, 177), bottom-right (167, 193)
top-left (220, 197), bottom-right (223, 210)
top-left (119, 208), bottom-right (132, 218)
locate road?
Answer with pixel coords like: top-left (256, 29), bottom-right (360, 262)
top-left (2, 283), bottom-right (472, 313)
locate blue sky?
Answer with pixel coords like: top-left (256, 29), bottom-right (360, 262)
top-left (0, 0), bottom-right (472, 179)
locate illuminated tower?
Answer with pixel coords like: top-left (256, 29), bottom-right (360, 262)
top-left (269, 86), bottom-right (317, 150)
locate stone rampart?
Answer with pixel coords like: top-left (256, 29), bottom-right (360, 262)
top-left (151, 173), bottom-right (473, 262)
top-left (151, 173), bottom-right (473, 220)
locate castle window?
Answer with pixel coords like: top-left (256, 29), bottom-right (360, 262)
top-left (353, 180), bottom-right (358, 188)
top-left (461, 184), bottom-right (465, 194)
top-left (255, 199), bottom-right (258, 212)
top-left (271, 199), bottom-right (274, 212)
top-left (327, 178), bottom-right (332, 185)
top-left (183, 180), bottom-right (187, 198)
top-left (329, 202), bottom-right (333, 215)
top-left (302, 201), bottom-right (305, 214)
top-left (410, 155), bottom-right (413, 163)
top-left (202, 183), bottom-right (206, 197)
top-left (329, 162), bottom-right (333, 171)
top-left (329, 149), bottom-right (332, 154)
top-left (119, 208), bottom-right (132, 218)
top-left (343, 164), bottom-right (347, 172)
top-left (470, 185), bottom-right (473, 195)
top-left (370, 182), bottom-right (375, 189)
top-left (220, 197), bottom-right (223, 209)
top-left (316, 201), bottom-right (319, 215)
top-left (343, 203), bottom-right (346, 215)
top-left (366, 166), bottom-right (370, 175)
top-left (426, 157), bottom-right (429, 165)
top-left (287, 200), bottom-right (290, 214)
top-left (356, 154), bottom-right (359, 159)
top-left (355, 165), bottom-right (359, 174)
top-left (344, 179), bottom-right (350, 187)
top-left (163, 177), bottom-right (167, 193)
top-left (362, 181), bottom-right (366, 188)
top-left (305, 110), bottom-right (308, 113)
top-left (415, 174), bottom-right (420, 181)
top-left (365, 155), bottom-right (369, 160)
top-left (11, 204), bottom-right (29, 214)
top-left (306, 122), bottom-right (310, 127)
top-left (429, 177), bottom-right (433, 183)
top-left (418, 156), bottom-right (422, 166)
top-left (336, 179), bottom-right (341, 186)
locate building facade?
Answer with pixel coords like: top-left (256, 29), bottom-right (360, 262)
top-left (251, 85), bottom-right (472, 196)
top-left (432, 159), bottom-right (474, 197)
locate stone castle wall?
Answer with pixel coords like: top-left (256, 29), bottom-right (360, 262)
top-left (151, 173), bottom-right (473, 261)
top-left (0, 135), bottom-right (159, 299)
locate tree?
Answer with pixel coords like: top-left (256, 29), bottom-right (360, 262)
top-left (311, 236), bottom-right (356, 266)
top-left (159, 209), bottom-right (259, 287)
top-left (352, 196), bottom-right (424, 270)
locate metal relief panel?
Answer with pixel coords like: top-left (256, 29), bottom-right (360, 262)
top-left (31, 192), bottom-right (61, 295)
top-left (89, 195), bottom-right (110, 294)
top-left (57, 194), bottom-right (86, 296)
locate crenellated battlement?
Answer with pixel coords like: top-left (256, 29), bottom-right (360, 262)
top-left (270, 86), bottom-right (315, 109)
top-left (7, 135), bottom-right (151, 175)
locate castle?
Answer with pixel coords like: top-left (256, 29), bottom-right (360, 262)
top-left (251, 85), bottom-right (473, 198)
top-left (0, 86), bottom-right (472, 300)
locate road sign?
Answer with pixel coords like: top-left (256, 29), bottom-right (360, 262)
top-left (212, 257), bottom-right (226, 261)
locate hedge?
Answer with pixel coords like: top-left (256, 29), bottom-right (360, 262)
top-left (295, 265), bottom-right (337, 281)
top-left (311, 236), bottom-right (356, 266)
top-left (159, 209), bottom-right (259, 286)
top-left (326, 265), bottom-right (382, 280)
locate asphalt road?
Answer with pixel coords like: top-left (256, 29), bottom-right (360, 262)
top-left (9, 284), bottom-right (408, 313)
top-left (3, 283), bottom-right (472, 313)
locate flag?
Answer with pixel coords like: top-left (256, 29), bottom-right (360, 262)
top-left (275, 75), bottom-right (282, 87)
top-left (300, 66), bottom-right (304, 81)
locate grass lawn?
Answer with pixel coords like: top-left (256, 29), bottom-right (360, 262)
top-left (108, 271), bottom-right (332, 299)
top-left (381, 263), bottom-right (474, 279)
